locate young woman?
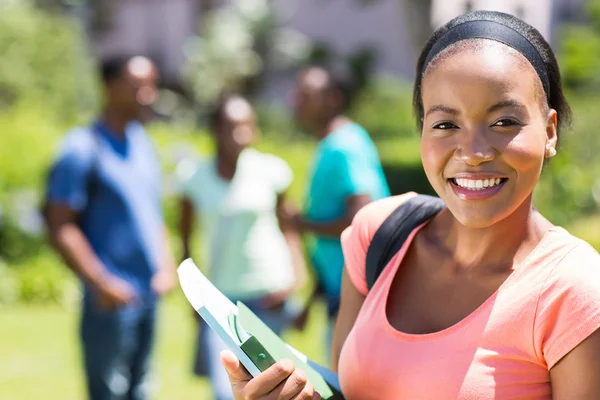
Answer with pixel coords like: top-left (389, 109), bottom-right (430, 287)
top-left (218, 11), bottom-right (600, 399)
top-left (176, 94), bottom-right (307, 400)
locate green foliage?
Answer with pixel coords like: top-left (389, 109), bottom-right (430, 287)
top-left (0, 249), bottom-right (79, 307)
top-left (533, 94), bottom-right (600, 226)
top-left (559, 0), bottom-right (600, 92)
top-left (351, 76), bottom-right (417, 139)
top-left (180, 0), bottom-right (311, 106)
top-left (0, 103), bottom-right (65, 263)
top-left (0, 104), bottom-right (64, 192)
top-left (0, 1), bottom-right (98, 122)
top-left (559, 25), bottom-right (600, 90)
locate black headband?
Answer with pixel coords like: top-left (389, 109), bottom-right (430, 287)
top-left (423, 19), bottom-right (550, 98)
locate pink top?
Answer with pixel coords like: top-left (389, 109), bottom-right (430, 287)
top-left (338, 193), bottom-right (600, 400)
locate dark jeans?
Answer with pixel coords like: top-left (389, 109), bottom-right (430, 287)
top-left (80, 296), bottom-right (157, 400)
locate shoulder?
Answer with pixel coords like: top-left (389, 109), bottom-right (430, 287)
top-left (544, 233), bottom-right (600, 291)
top-left (175, 156), bottom-right (211, 186)
top-left (323, 125), bottom-right (375, 160)
top-left (54, 126), bottom-right (96, 166)
top-left (59, 126), bottom-right (94, 153)
top-left (532, 229), bottom-right (600, 367)
top-left (340, 192), bottom-right (418, 295)
top-left (249, 149), bottom-right (291, 171)
top-left (345, 192), bottom-right (419, 241)
top-left (127, 122), bottom-right (157, 151)
top-left (244, 149), bottom-right (294, 192)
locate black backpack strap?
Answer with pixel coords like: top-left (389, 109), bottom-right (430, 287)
top-left (365, 195), bottom-right (445, 291)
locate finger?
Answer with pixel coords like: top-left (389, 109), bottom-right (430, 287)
top-left (220, 350), bottom-right (252, 383)
top-left (290, 385), bottom-right (320, 400)
top-left (244, 359), bottom-right (295, 397)
top-left (270, 367), bottom-right (311, 400)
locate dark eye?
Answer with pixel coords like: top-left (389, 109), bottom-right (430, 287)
top-left (433, 122), bottom-right (458, 130)
top-left (492, 118), bottom-right (520, 127)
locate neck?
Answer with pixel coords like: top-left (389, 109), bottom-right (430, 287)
top-left (431, 195), bottom-right (550, 271)
top-left (314, 114), bottom-right (351, 140)
top-left (215, 147), bottom-right (241, 180)
top-left (101, 107), bottom-right (129, 138)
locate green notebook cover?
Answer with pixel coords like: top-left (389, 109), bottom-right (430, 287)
top-left (237, 302), bottom-right (342, 399)
top-left (177, 258), bottom-right (343, 399)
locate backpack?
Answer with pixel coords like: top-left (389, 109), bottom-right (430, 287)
top-left (365, 194), bottom-right (445, 291)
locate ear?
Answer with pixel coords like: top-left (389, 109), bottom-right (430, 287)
top-left (545, 108), bottom-right (558, 153)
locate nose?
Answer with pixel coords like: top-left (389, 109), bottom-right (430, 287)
top-left (455, 128), bottom-right (496, 166)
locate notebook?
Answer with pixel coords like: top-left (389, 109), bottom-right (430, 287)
top-left (177, 258), bottom-right (344, 399)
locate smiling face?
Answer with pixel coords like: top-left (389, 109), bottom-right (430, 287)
top-left (420, 40), bottom-right (557, 228)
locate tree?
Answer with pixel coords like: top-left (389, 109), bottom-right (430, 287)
top-left (180, 0), bottom-right (312, 108)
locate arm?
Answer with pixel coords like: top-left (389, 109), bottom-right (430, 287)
top-left (150, 224), bottom-right (178, 295)
top-left (298, 194), bottom-right (371, 237)
top-left (259, 194), bottom-right (309, 310)
top-left (277, 193), bottom-right (308, 290)
top-left (179, 197), bottom-right (195, 261)
top-left (550, 328), bottom-right (600, 398)
top-left (331, 267), bottom-right (366, 372)
top-left (46, 203), bottom-right (136, 308)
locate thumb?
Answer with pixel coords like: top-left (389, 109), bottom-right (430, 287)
top-left (220, 350), bottom-right (252, 383)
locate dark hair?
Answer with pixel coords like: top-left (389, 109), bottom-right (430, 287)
top-left (413, 10), bottom-right (571, 136)
top-left (100, 55), bottom-right (132, 84)
top-left (327, 69), bottom-right (355, 111)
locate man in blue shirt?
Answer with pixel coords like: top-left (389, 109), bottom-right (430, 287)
top-left (44, 55), bottom-right (176, 400)
top-left (281, 66), bottom-right (390, 359)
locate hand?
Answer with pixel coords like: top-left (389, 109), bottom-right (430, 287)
top-left (220, 351), bottom-right (321, 400)
top-left (292, 307), bottom-right (310, 331)
top-left (151, 268), bottom-right (177, 296)
top-left (277, 202), bottom-right (304, 232)
top-left (260, 288), bottom-right (293, 311)
top-left (93, 274), bottom-right (137, 310)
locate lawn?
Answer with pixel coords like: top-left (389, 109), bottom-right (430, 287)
top-left (0, 292), bottom-right (329, 400)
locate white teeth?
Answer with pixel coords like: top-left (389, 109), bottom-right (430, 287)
top-left (453, 178), bottom-right (505, 191)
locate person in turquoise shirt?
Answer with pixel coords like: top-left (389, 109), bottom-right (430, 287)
top-left (281, 65), bottom-right (390, 360)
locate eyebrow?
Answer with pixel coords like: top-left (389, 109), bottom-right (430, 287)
top-left (486, 99), bottom-right (528, 114)
top-left (425, 105), bottom-right (458, 117)
top-left (425, 99), bottom-right (528, 118)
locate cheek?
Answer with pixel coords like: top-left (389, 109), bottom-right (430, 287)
top-left (503, 129), bottom-right (546, 175)
top-left (420, 135), bottom-right (452, 179)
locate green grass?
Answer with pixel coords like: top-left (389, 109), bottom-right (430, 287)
top-left (0, 292), bottom-right (328, 400)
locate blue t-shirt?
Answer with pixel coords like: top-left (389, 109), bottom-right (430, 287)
top-left (305, 122), bottom-right (390, 299)
top-left (46, 121), bottom-right (164, 298)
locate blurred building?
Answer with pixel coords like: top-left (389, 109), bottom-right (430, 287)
top-left (85, 0), bottom-right (200, 88)
top-left (82, 0), bottom-right (585, 91)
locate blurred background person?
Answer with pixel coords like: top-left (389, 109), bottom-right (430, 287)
top-left (176, 93), bottom-right (307, 400)
top-left (280, 65), bottom-right (391, 364)
top-left (43, 55), bottom-right (177, 400)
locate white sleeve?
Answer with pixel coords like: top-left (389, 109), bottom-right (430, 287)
top-left (174, 157), bottom-right (200, 198)
top-left (264, 154), bottom-right (294, 194)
